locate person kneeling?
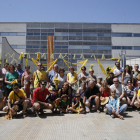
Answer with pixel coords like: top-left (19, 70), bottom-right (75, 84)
top-left (3, 83), bottom-right (29, 118)
top-left (69, 93), bottom-right (85, 114)
top-left (32, 81), bottom-right (53, 116)
top-left (106, 89), bottom-right (127, 120)
top-left (59, 94), bottom-right (70, 113)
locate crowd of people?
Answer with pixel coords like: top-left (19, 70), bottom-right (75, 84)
top-left (0, 61), bottom-right (140, 119)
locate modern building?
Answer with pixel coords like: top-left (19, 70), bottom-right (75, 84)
top-left (0, 22), bottom-right (140, 77)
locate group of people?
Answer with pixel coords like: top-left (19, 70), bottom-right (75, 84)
top-left (0, 61), bottom-right (140, 119)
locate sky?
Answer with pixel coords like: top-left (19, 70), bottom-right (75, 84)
top-left (0, 0), bottom-right (140, 23)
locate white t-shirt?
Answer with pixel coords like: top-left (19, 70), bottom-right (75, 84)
top-left (55, 74), bottom-right (67, 89)
top-left (113, 67), bottom-right (124, 82)
top-left (110, 84), bottom-right (124, 97)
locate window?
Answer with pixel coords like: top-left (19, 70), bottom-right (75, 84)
top-left (26, 46), bottom-right (32, 48)
top-left (134, 34), bottom-right (140, 37)
top-left (122, 46), bottom-right (132, 50)
top-left (69, 33), bottom-right (76, 36)
top-left (90, 46), bottom-right (97, 49)
top-left (27, 33), bottom-right (33, 35)
top-left (121, 33), bottom-right (132, 37)
top-left (55, 46), bottom-right (61, 49)
top-left (112, 46), bottom-right (121, 49)
top-left (98, 33), bottom-right (104, 36)
top-left (9, 33), bottom-right (17, 36)
top-left (41, 33), bottom-right (48, 36)
top-left (32, 46), bottom-right (40, 48)
top-left (76, 33), bottom-right (82, 36)
top-left (34, 33), bottom-right (40, 35)
top-left (17, 32), bottom-right (26, 36)
top-left (1, 32), bottom-right (9, 36)
top-left (134, 46), bottom-right (140, 50)
top-left (62, 46), bottom-right (68, 49)
top-left (17, 46), bottom-right (26, 49)
top-left (48, 33), bottom-right (54, 35)
top-left (104, 33), bottom-right (111, 37)
top-left (97, 46), bottom-right (111, 50)
top-left (11, 45), bottom-right (17, 49)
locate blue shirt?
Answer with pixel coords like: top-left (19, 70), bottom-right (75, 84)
top-left (15, 69), bottom-right (24, 78)
top-left (108, 96), bottom-right (120, 110)
top-left (47, 70), bottom-right (58, 82)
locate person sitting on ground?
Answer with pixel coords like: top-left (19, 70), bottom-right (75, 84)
top-left (33, 63), bottom-right (47, 89)
top-left (134, 84), bottom-right (140, 108)
top-left (67, 67), bottom-right (78, 98)
top-left (59, 94), bottom-right (70, 113)
top-left (122, 65), bottom-right (133, 86)
top-left (123, 80), bottom-right (137, 107)
top-left (96, 76), bottom-right (102, 89)
top-left (69, 93), bottom-right (85, 114)
top-left (53, 67), bottom-right (67, 89)
top-left (83, 80), bottom-right (100, 113)
top-left (78, 66), bottom-right (89, 87)
top-left (77, 82), bottom-right (86, 99)
top-left (105, 88), bottom-right (127, 119)
top-left (113, 62), bottom-right (124, 83)
top-left (58, 82), bottom-right (71, 101)
top-left (0, 78), bottom-right (6, 112)
top-left (3, 83), bottom-right (29, 117)
top-left (106, 72), bottom-right (114, 88)
top-left (32, 81), bottom-right (53, 116)
top-left (46, 88), bottom-right (60, 113)
top-left (87, 68), bottom-right (97, 85)
top-left (100, 81), bottom-right (110, 97)
top-left (110, 78), bottom-right (125, 104)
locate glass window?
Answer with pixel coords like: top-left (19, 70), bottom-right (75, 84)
top-left (76, 33), bottom-right (82, 36)
top-left (62, 46), bottom-right (68, 49)
top-left (1, 32), bottom-right (9, 36)
top-left (98, 33), bottom-right (104, 36)
top-left (17, 46), bottom-right (26, 49)
top-left (62, 33), bottom-right (68, 36)
top-left (17, 32), bottom-right (26, 36)
top-left (55, 33), bottom-right (62, 36)
top-left (41, 33), bottom-right (48, 36)
top-left (48, 33), bottom-right (54, 35)
top-left (104, 33), bottom-right (111, 37)
top-left (112, 33), bottom-right (117, 37)
top-left (83, 33), bottom-right (90, 36)
top-left (27, 33), bottom-right (33, 35)
top-left (97, 46), bottom-right (111, 50)
top-left (69, 33), bottom-right (76, 36)
top-left (90, 46), bottom-right (97, 49)
top-left (32, 46), bottom-right (40, 48)
top-left (90, 33), bottom-right (97, 36)
top-left (34, 33), bottom-right (40, 35)
top-left (134, 34), bottom-right (140, 37)
top-left (55, 46), bottom-right (61, 49)
top-left (112, 46), bottom-right (116, 49)
top-left (116, 33), bottom-right (122, 37)
top-left (122, 33), bottom-right (132, 37)
top-left (11, 45), bottom-right (17, 49)
top-left (41, 46), bottom-right (47, 48)
top-left (134, 46), bottom-right (140, 50)
top-left (117, 46), bottom-right (121, 49)
top-left (9, 32), bottom-right (17, 36)
top-left (127, 46), bottom-right (132, 49)
top-left (26, 46), bottom-right (32, 48)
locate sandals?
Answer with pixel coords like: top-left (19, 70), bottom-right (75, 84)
top-left (118, 115), bottom-right (124, 120)
top-left (111, 114), bottom-right (115, 118)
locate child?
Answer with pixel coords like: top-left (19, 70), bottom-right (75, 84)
top-left (46, 89), bottom-right (60, 113)
top-left (69, 93), bottom-right (85, 114)
top-left (59, 94), bottom-right (69, 113)
top-left (105, 89), bottom-right (127, 119)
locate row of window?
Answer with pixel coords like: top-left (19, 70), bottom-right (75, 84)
top-left (11, 45), bottom-right (140, 50)
top-left (0, 32), bottom-right (26, 36)
top-left (27, 32), bottom-right (140, 37)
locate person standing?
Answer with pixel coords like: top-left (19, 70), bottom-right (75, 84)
top-left (113, 62), bottom-right (124, 83)
top-left (33, 63), bottom-right (47, 89)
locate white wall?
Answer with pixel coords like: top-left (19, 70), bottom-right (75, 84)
top-left (0, 23), bottom-right (26, 32)
top-left (112, 24), bottom-right (140, 33)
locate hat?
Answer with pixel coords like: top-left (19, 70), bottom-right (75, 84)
top-left (100, 97), bottom-right (109, 105)
top-left (61, 94), bottom-right (68, 99)
top-left (97, 76), bottom-right (102, 79)
top-left (0, 78), bottom-right (3, 81)
top-left (75, 93), bottom-right (80, 97)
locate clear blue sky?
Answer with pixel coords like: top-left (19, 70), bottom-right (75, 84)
top-left (0, 0), bottom-right (140, 23)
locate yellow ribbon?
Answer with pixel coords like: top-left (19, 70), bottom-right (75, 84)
top-left (5, 53), bottom-right (11, 59)
top-left (97, 57), bottom-right (121, 80)
top-left (18, 52), bottom-right (24, 60)
top-left (36, 52), bottom-right (40, 60)
top-left (46, 59), bottom-right (58, 72)
top-left (10, 79), bottom-right (18, 85)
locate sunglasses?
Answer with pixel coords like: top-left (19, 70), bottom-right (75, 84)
top-left (42, 84), bottom-right (46, 86)
top-left (127, 82), bottom-right (132, 84)
top-left (38, 65), bottom-right (42, 66)
top-left (14, 88), bottom-right (18, 89)
top-left (113, 81), bottom-right (118, 82)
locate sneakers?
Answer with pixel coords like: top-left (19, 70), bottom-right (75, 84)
top-left (86, 106), bottom-right (90, 113)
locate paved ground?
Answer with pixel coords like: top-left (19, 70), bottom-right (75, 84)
top-left (0, 109), bottom-right (140, 140)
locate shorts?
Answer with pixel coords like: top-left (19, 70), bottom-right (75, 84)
top-left (86, 98), bottom-right (96, 106)
top-left (33, 102), bottom-right (49, 109)
top-left (5, 88), bottom-right (13, 97)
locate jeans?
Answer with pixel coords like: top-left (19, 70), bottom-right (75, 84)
top-left (105, 104), bottom-right (127, 115)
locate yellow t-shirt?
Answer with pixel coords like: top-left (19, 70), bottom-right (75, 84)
top-left (137, 89), bottom-right (140, 96)
top-left (67, 72), bottom-right (78, 83)
top-left (33, 70), bottom-right (47, 88)
top-left (8, 89), bottom-right (26, 103)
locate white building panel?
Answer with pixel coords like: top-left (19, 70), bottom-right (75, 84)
top-left (112, 24), bottom-right (140, 33)
top-left (112, 37), bottom-right (140, 46)
top-left (0, 23), bottom-right (26, 32)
